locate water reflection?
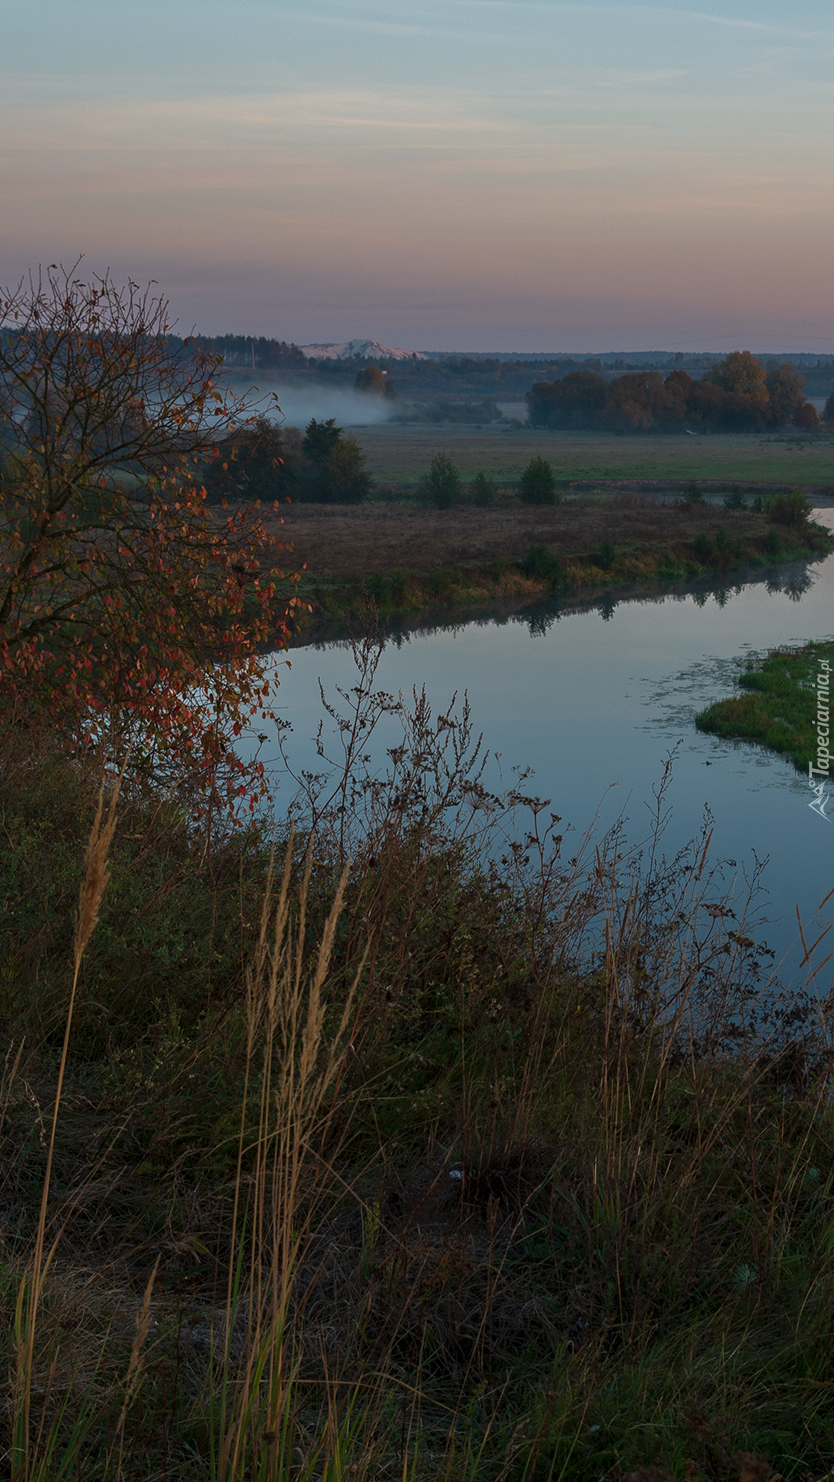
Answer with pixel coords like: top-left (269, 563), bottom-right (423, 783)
top-left (272, 530), bottom-right (834, 989)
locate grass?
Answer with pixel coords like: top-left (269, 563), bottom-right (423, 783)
top-left (696, 639), bottom-right (834, 774)
top-left (272, 496), bottom-right (834, 625)
top-left (3, 638), bottom-right (834, 1481)
top-left (350, 424), bottom-right (834, 492)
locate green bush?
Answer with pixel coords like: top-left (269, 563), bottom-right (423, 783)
top-left (428, 565), bottom-right (460, 596)
top-left (763, 486), bottom-right (812, 526)
top-left (684, 480), bottom-right (704, 502)
top-left (723, 483), bottom-right (747, 509)
top-left (524, 543), bottom-right (563, 585)
top-left (470, 470), bottom-right (497, 507)
top-left (693, 532), bottom-right (713, 564)
top-left (366, 571), bottom-right (409, 607)
top-left (519, 455), bottom-right (558, 505)
top-left (764, 525), bottom-right (782, 559)
top-left (418, 452), bottom-right (462, 509)
top-left (596, 540), bottom-right (616, 570)
top-left (713, 526), bottom-right (742, 563)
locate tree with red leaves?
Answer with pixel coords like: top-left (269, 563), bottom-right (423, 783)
top-left (0, 265), bottom-right (299, 821)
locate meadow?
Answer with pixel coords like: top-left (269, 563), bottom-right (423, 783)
top-left (274, 495), bottom-right (833, 626)
top-left (350, 424), bottom-right (834, 493)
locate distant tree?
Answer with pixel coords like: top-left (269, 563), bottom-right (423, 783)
top-left (193, 334), bottom-right (307, 370)
top-left (526, 372), bottom-right (609, 429)
top-left (354, 364), bottom-right (399, 402)
top-left (471, 470), bottom-right (497, 507)
top-left (666, 368), bottom-right (693, 398)
top-left (419, 453), bottom-right (461, 509)
top-left (793, 401), bottom-right (820, 430)
top-left (824, 389), bottom-right (834, 427)
top-left (519, 456), bottom-right (557, 505)
top-left (685, 378), bottom-right (726, 428)
top-left (355, 365), bottom-right (386, 395)
top-left (326, 435), bottom-right (373, 503)
top-left (706, 351), bottom-right (768, 422)
top-left (299, 418), bottom-right (372, 503)
top-left (605, 372), bottom-right (684, 432)
top-left (765, 363), bottom-right (807, 426)
top-left (302, 417), bottom-right (342, 464)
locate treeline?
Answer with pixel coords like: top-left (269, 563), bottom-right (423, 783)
top-left (527, 352), bottom-right (829, 433)
top-left (191, 334), bottom-right (308, 369)
top-left (202, 416), bottom-right (372, 504)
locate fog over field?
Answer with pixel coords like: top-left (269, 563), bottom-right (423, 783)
top-left (270, 385), bottom-right (398, 430)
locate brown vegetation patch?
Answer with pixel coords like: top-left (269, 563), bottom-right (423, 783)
top-left (269, 498), bottom-right (766, 580)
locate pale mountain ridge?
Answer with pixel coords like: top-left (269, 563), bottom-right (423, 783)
top-left (298, 338), bottom-right (428, 362)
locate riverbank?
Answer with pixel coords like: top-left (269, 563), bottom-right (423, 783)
top-left (270, 495), bottom-right (834, 626)
top-left (3, 709), bottom-right (833, 1480)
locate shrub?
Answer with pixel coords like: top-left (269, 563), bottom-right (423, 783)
top-left (519, 456), bottom-right (558, 505)
top-left (764, 525), bottom-right (782, 559)
top-left (693, 532), bottom-right (713, 564)
top-left (684, 481), bottom-right (704, 503)
top-left (366, 571), bottom-right (409, 607)
top-left (713, 527), bottom-right (744, 565)
top-left (524, 543), bottom-right (563, 585)
top-left (596, 540), bottom-right (616, 570)
top-left (470, 470), bottom-right (497, 507)
top-left (723, 484), bottom-right (747, 509)
top-left (763, 487), bottom-right (812, 527)
top-left (428, 565), bottom-right (460, 596)
top-left (418, 452), bottom-right (462, 509)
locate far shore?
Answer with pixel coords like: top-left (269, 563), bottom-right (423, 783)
top-left (263, 492), bottom-right (834, 633)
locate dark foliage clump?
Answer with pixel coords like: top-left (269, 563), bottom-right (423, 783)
top-left (526, 352), bottom-right (822, 434)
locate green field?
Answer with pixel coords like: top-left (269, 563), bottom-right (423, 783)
top-left (353, 423), bottom-right (834, 490)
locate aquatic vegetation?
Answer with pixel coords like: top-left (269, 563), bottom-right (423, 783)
top-left (697, 638), bottom-right (834, 773)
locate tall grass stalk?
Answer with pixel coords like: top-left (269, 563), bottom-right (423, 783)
top-left (214, 831), bottom-right (365, 1482)
top-left (12, 773), bottom-right (121, 1482)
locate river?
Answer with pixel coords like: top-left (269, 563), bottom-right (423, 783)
top-left (260, 511), bottom-right (834, 992)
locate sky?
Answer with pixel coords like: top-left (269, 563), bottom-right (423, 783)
top-left (2, 0), bottom-right (833, 352)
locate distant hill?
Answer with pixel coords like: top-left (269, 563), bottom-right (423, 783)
top-left (299, 338), bottom-right (428, 362)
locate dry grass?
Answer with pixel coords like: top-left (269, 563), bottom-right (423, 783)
top-left (3, 675), bottom-right (834, 1480)
top-left (272, 499), bottom-right (766, 580)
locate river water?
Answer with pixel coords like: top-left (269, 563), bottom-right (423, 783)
top-left (261, 512), bottom-right (834, 991)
